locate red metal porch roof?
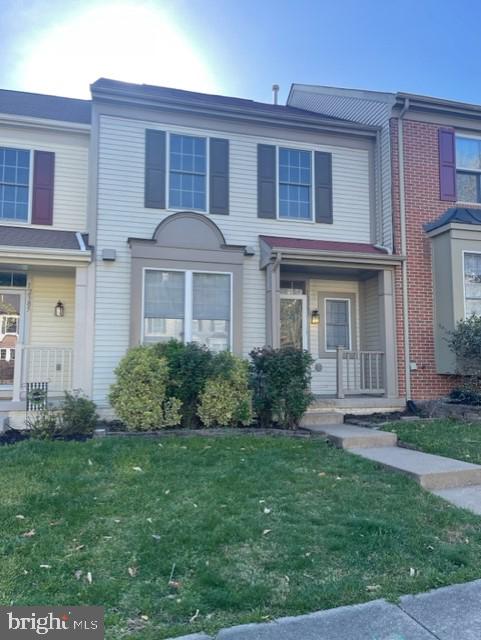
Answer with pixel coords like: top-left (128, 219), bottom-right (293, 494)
top-left (259, 235), bottom-right (387, 255)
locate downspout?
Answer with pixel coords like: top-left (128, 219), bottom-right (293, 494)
top-left (398, 97), bottom-right (412, 400)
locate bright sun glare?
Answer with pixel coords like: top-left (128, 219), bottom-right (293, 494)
top-left (18, 2), bottom-right (218, 98)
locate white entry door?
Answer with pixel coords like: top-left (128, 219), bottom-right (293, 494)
top-left (280, 294), bottom-right (308, 350)
top-left (0, 291), bottom-right (25, 390)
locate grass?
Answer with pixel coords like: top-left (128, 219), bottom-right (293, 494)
top-left (382, 419), bottom-right (481, 464)
top-left (1, 435), bottom-right (481, 639)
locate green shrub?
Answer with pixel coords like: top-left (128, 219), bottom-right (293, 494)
top-left (198, 351), bottom-right (253, 427)
top-left (26, 408), bottom-right (59, 440)
top-left (109, 346), bottom-right (182, 431)
top-left (250, 346), bottom-right (313, 429)
top-left (58, 391), bottom-right (98, 436)
top-left (448, 315), bottom-right (481, 396)
top-left (449, 386), bottom-right (481, 406)
top-left (153, 340), bottom-right (213, 428)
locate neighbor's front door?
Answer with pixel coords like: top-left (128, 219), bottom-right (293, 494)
top-left (280, 294), bottom-right (307, 350)
top-left (0, 291), bottom-right (24, 389)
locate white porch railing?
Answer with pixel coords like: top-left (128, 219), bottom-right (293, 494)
top-left (336, 347), bottom-right (385, 398)
top-left (13, 344), bottom-right (74, 400)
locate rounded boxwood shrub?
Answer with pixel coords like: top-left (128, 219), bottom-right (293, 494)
top-left (250, 346), bottom-right (313, 429)
top-left (198, 351), bottom-right (253, 427)
top-left (109, 346), bottom-right (181, 431)
top-left (153, 340), bottom-right (214, 428)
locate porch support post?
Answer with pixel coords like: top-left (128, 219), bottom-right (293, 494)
top-left (73, 265), bottom-right (94, 394)
top-left (265, 254), bottom-right (281, 348)
top-left (336, 346), bottom-right (345, 399)
top-left (379, 268), bottom-right (398, 398)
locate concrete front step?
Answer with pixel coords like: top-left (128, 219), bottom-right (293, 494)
top-left (350, 446), bottom-right (481, 490)
top-left (300, 412), bottom-right (344, 427)
top-left (432, 485), bottom-right (481, 515)
top-left (306, 423), bottom-right (397, 449)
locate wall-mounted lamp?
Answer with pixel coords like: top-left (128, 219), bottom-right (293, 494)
top-left (54, 301), bottom-right (65, 317)
top-left (310, 309), bottom-right (320, 325)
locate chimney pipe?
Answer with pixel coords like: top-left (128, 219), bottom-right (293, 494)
top-left (272, 84), bottom-right (279, 105)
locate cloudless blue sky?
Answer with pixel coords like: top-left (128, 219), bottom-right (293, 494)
top-left (1, 0), bottom-right (480, 105)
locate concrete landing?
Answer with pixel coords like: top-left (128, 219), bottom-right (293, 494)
top-left (300, 412), bottom-right (343, 427)
top-left (307, 423), bottom-right (398, 449)
top-left (350, 446), bottom-right (481, 490)
top-left (432, 484), bottom-right (481, 515)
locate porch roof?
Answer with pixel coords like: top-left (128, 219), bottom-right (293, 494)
top-left (259, 235), bottom-right (403, 269)
top-left (0, 226), bottom-right (92, 266)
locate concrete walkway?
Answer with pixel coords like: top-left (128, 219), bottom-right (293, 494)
top-left (310, 422), bottom-right (481, 512)
top-left (169, 578), bottom-right (481, 639)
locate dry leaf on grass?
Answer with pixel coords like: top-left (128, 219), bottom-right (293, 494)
top-left (366, 585), bottom-right (381, 592)
top-left (15, 515), bottom-right (25, 520)
top-left (40, 565), bottom-right (51, 569)
top-left (74, 544), bottom-right (85, 552)
top-left (128, 566), bottom-right (138, 577)
top-left (22, 529), bottom-right (36, 538)
top-left (263, 508), bottom-right (271, 514)
top-left (168, 580), bottom-right (181, 590)
top-left (74, 570), bottom-right (83, 580)
top-left (189, 609), bottom-right (200, 623)
top-left (132, 466), bottom-right (143, 472)
top-left (262, 529), bottom-right (272, 536)
top-left (86, 572), bottom-right (93, 584)
top-left (152, 534), bottom-right (161, 541)
top-left (88, 459), bottom-right (93, 466)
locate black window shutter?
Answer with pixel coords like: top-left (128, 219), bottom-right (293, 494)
top-left (209, 138), bottom-right (229, 214)
top-left (258, 144), bottom-right (276, 218)
top-left (314, 151), bottom-right (333, 224)
top-left (145, 129), bottom-right (166, 209)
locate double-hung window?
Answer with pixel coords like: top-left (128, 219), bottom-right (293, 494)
top-left (456, 136), bottom-right (481, 203)
top-left (464, 252), bottom-right (481, 316)
top-left (325, 299), bottom-right (351, 351)
top-left (0, 147), bottom-right (30, 221)
top-left (279, 148), bottom-right (312, 220)
top-left (143, 269), bottom-right (231, 352)
top-left (169, 134), bottom-right (207, 211)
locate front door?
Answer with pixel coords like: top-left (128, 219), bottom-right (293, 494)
top-left (0, 291), bottom-right (24, 390)
top-left (280, 294), bottom-right (307, 350)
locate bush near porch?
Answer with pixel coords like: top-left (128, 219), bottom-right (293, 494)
top-left (108, 341), bottom-right (312, 431)
top-left (2, 436), bottom-right (481, 639)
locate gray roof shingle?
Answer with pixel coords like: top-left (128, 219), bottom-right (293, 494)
top-left (425, 208), bottom-right (481, 232)
top-left (0, 226), bottom-right (89, 251)
top-left (0, 89), bottom-right (91, 124)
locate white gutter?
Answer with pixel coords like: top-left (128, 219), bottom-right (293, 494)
top-left (398, 97), bottom-right (412, 400)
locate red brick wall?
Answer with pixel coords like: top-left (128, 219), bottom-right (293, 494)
top-left (390, 117), bottom-right (456, 400)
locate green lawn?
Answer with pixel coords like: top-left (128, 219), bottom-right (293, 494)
top-left (382, 419), bottom-right (481, 464)
top-left (2, 436), bottom-right (481, 639)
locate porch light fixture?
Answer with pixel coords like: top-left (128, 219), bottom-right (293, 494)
top-left (54, 301), bottom-right (65, 318)
top-left (310, 309), bottom-right (320, 325)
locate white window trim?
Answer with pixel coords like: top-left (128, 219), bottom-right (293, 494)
top-left (276, 146), bottom-right (314, 223)
top-left (280, 292), bottom-right (308, 349)
top-left (141, 267), bottom-right (233, 350)
top-left (462, 249), bottom-right (481, 319)
top-left (455, 134), bottom-right (481, 206)
top-left (166, 132), bottom-right (209, 214)
top-left (324, 297), bottom-right (352, 353)
top-left (0, 145), bottom-right (33, 225)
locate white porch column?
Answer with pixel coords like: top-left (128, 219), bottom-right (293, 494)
top-left (265, 258), bottom-right (281, 348)
top-left (73, 264), bottom-right (95, 395)
top-left (378, 268), bottom-right (398, 399)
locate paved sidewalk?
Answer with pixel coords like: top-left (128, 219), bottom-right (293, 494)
top-left (169, 578), bottom-right (481, 639)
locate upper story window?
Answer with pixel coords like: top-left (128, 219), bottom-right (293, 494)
top-left (456, 137), bottom-right (481, 203)
top-left (169, 134), bottom-right (207, 211)
top-left (464, 252), bottom-right (481, 316)
top-left (0, 147), bottom-right (30, 221)
top-left (279, 148), bottom-right (312, 220)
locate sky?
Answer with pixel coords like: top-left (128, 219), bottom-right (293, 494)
top-left (1, 0), bottom-right (481, 105)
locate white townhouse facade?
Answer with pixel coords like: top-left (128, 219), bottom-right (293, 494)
top-left (0, 90), bottom-right (93, 424)
top-left (89, 79), bottom-right (403, 413)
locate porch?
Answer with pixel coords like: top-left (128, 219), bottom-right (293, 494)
top-left (0, 227), bottom-right (93, 423)
top-left (261, 235), bottom-right (404, 403)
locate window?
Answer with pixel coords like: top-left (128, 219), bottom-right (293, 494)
top-left (143, 269), bottom-right (231, 352)
top-left (169, 134), bottom-right (206, 210)
top-left (325, 299), bottom-right (351, 351)
top-left (456, 137), bottom-right (481, 203)
top-left (280, 279), bottom-right (306, 294)
top-left (464, 252), bottom-right (481, 316)
top-left (0, 349), bottom-right (6, 360)
top-left (279, 148), bottom-right (312, 220)
top-left (0, 272), bottom-right (27, 287)
top-left (0, 147), bottom-right (30, 221)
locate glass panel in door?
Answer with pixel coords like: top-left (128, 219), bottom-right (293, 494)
top-left (280, 296), bottom-right (305, 349)
top-left (0, 292), bottom-right (21, 386)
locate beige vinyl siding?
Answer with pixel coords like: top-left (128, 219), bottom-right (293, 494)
top-left (360, 275), bottom-right (381, 351)
top-left (28, 272), bottom-right (75, 347)
top-left (93, 114), bottom-right (373, 404)
top-left (0, 124), bottom-right (88, 231)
